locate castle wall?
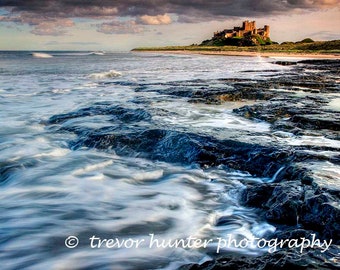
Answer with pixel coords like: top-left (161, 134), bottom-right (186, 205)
top-left (217, 21), bottom-right (270, 40)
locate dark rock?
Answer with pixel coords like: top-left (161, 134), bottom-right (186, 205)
top-left (300, 193), bottom-right (340, 244)
top-left (265, 183), bottom-right (303, 225)
top-left (291, 114), bottom-right (340, 131)
top-left (273, 165), bottom-right (314, 185)
top-left (273, 228), bottom-right (320, 243)
top-left (70, 128), bottom-right (294, 177)
top-left (241, 183), bottom-right (276, 208)
top-left (47, 105), bottom-right (151, 125)
top-left (241, 180), bottom-right (340, 244)
top-left (298, 59), bottom-right (340, 67)
top-left (274, 61), bottom-right (297, 66)
top-left (182, 248), bottom-right (339, 269)
top-left (300, 176), bottom-right (314, 185)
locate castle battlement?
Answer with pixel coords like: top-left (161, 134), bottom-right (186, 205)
top-left (214, 20), bottom-right (270, 39)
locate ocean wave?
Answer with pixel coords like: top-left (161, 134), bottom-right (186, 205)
top-left (32, 52), bottom-right (53, 58)
top-left (89, 51), bottom-right (105, 56)
top-left (88, 70), bottom-right (122, 79)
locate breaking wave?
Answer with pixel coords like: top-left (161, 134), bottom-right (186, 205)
top-left (88, 69), bottom-right (122, 79)
top-left (89, 51), bottom-right (105, 56)
top-left (32, 52), bottom-right (53, 58)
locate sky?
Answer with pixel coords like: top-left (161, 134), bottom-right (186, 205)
top-left (0, 0), bottom-right (339, 51)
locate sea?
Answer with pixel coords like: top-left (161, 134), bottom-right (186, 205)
top-left (0, 51), bottom-right (338, 270)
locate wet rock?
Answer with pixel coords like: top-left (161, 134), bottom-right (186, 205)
top-left (231, 60), bottom-right (340, 153)
top-left (242, 182), bottom-right (304, 225)
top-left (162, 59), bottom-right (340, 270)
top-left (70, 128), bottom-right (294, 177)
top-left (241, 180), bottom-right (340, 244)
top-left (291, 114), bottom-right (340, 131)
top-left (70, 129), bottom-right (203, 163)
top-left (47, 105), bottom-right (151, 124)
top-left (182, 247), bottom-right (339, 270)
top-left (300, 193), bottom-right (340, 244)
top-left (132, 59), bottom-right (340, 109)
top-left (273, 165), bottom-right (314, 185)
top-left (299, 59), bottom-right (340, 69)
top-left (217, 89), bottom-right (275, 102)
top-left (242, 69), bottom-right (280, 73)
top-left (233, 103), bottom-right (292, 123)
top-left (265, 183), bottom-right (303, 225)
top-left (234, 96), bottom-right (340, 138)
top-left (273, 228), bottom-right (320, 244)
top-left (274, 61), bottom-right (297, 66)
top-left (241, 183), bottom-right (276, 208)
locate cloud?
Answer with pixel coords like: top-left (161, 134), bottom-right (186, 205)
top-left (0, 0), bottom-right (339, 35)
top-left (137, 14), bottom-right (172, 25)
top-left (308, 30), bottom-right (340, 40)
top-left (0, 13), bottom-right (74, 35)
top-left (45, 41), bottom-right (100, 46)
top-left (97, 20), bottom-right (144, 34)
top-left (1, 1), bottom-right (339, 16)
top-left (32, 19), bottom-right (74, 36)
top-left (286, 0), bottom-right (339, 7)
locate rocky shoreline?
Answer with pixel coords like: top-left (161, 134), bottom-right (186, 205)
top-left (181, 59), bottom-right (340, 269)
top-left (46, 59), bottom-right (339, 269)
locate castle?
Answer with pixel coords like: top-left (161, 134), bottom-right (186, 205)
top-left (214, 21), bottom-right (270, 39)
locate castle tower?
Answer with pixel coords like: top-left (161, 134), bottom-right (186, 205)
top-left (243, 20), bottom-right (256, 31)
top-left (242, 21), bottom-right (246, 30)
top-left (251, 21), bottom-right (256, 31)
top-left (264, 25), bottom-right (270, 38)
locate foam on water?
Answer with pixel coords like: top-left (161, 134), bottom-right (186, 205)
top-left (32, 52), bottom-right (53, 58)
top-left (279, 135), bottom-right (340, 148)
top-left (32, 148), bottom-right (70, 158)
top-left (73, 160), bottom-right (114, 175)
top-left (89, 51), bottom-right (105, 56)
top-left (88, 69), bottom-right (122, 79)
top-left (327, 98), bottom-right (340, 112)
top-left (151, 100), bottom-right (271, 144)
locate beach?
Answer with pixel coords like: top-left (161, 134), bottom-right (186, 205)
top-left (133, 49), bottom-right (340, 59)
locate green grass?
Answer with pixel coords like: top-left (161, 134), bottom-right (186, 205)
top-left (132, 40), bottom-right (340, 54)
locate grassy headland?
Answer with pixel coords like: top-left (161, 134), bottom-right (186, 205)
top-left (132, 40), bottom-right (340, 57)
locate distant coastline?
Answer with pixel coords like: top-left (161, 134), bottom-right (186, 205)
top-left (132, 49), bottom-right (340, 59)
top-left (132, 40), bottom-right (340, 59)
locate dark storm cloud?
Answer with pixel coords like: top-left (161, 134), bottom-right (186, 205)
top-left (0, 0), bottom-right (338, 35)
top-left (1, 0), bottom-right (338, 16)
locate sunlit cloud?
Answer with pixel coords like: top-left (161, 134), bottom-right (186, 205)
top-left (137, 14), bottom-right (172, 25)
